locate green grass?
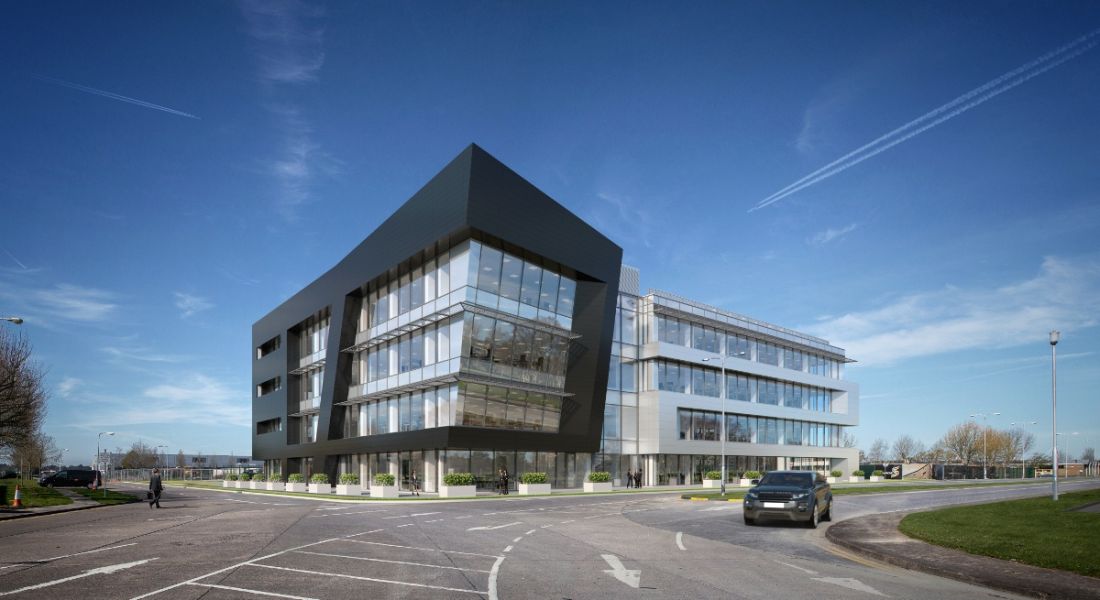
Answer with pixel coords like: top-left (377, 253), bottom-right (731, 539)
top-left (680, 480), bottom-right (1042, 501)
top-left (899, 488), bottom-right (1100, 578)
top-left (2, 480), bottom-right (73, 508)
top-left (70, 487), bottom-right (141, 505)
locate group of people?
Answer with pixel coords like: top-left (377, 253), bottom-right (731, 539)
top-left (624, 468), bottom-right (643, 488)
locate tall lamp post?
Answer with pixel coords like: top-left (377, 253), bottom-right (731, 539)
top-left (1050, 330), bottom-right (1059, 501)
top-left (970, 412), bottom-right (1000, 479)
top-left (97, 431), bottom-right (115, 498)
top-left (1011, 421), bottom-right (1037, 479)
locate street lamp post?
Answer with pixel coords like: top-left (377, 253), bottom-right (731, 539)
top-left (1050, 330), bottom-right (1059, 501)
top-left (97, 431), bottom-right (115, 498)
top-left (970, 412), bottom-right (1000, 479)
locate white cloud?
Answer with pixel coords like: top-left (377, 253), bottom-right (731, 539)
top-left (808, 223), bottom-right (858, 246)
top-left (57, 376), bottom-right (80, 397)
top-left (14, 283), bottom-right (118, 323)
top-left (93, 374), bottom-right (249, 428)
top-left (103, 346), bottom-right (190, 364)
top-left (805, 256), bottom-right (1100, 366)
top-left (174, 292), bottom-right (213, 318)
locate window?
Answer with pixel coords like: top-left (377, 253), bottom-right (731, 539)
top-left (257, 418), bottom-right (281, 434)
top-left (520, 262), bottom-right (542, 307)
top-left (257, 336), bottom-right (280, 359)
top-left (500, 254), bottom-right (522, 301)
top-left (757, 342), bottom-right (779, 366)
top-left (477, 246), bottom-right (503, 295)
top-left (257, 377), bottom-right (281, 396)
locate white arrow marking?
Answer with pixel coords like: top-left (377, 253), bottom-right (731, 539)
top-left (601, 554), bottom-right (640, 589)
top-left (466, 521), bottom-right (522, 531)
top-left (812, 577), bottom-right (887, 596)
top-left (676, 532), bottom-right (686, 551)
top-left (776, 560), bottom-right (817, 575)
top-left (0, 559), bottom-right (157, 596)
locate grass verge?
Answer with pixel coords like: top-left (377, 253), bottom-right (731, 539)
top-left (681, 480), bottom-right (1040, 501)
top-left (2, 480), bottom-right (73, 508)
top-left (71, 487), bottom-right (141, 505)
top-left (899, 488), bottom-right (1100, 578)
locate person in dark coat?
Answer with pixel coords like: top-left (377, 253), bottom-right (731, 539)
top-left (625, 469), bottom-right (633, 488)
top-left (635, 468), bottom-right (643, 489)
top-left (148, 468), bottom-right (163, 508)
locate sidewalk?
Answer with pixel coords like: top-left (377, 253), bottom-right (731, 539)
top-left (826, 511), bottom-right (1100, 600)
top-left (0, 488), bottom-right (102, 521)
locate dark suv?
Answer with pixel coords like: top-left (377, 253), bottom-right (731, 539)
top-left (743, 470), bottom-right (832, 528)
top-left (39, 469), bottom-right (98, 487)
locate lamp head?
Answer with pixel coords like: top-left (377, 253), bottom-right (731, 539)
top-left (3, 317), bottom-right (23, 324)
top-left (1050, 330), bottom-right (1060, 346)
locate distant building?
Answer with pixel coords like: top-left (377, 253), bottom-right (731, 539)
top-left (252, 145), bottom-right (858, 491)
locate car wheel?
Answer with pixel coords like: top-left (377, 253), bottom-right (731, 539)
top-left (807, 504), bottom-right (819, 529)
top-left (744, 516), bottom-right (755, 526)
top-left (822, 500), bottom-right (832, 522)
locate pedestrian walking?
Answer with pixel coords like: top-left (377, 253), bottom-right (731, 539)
top-left (148, 468), bottom-right (163, 508)
top-left (501, 468), bottom-right (510, 495)
top-left (635, 468), bottom-right (643, 489)
top-left (625, 469), bottom-right (633, 488)
top-left (410, 470), bottom-right (421, 496)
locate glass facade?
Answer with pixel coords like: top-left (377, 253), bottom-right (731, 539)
top-left (649, 360), bottom-right (834, 413)
top-left (676, 407), bottom-right (842, 447)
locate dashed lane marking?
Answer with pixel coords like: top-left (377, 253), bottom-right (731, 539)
top-left (775, 560), bottom-right (816, 575)
top-left (397, 523), bottom-right (413, 528)
top-left (1, 559), bottom-right (157, 596)
top-left (676, 532), bottom-right (686, 551)
top-left (309, 510), bottom-right (387, 518)
top-left (503, 545), bottom-right (513, 553)
top-left (343, 539), bottom-right (503, 559)
top-left (525, 529), bottom-right (536, 535)
top-left (513, 537), bottom-right (523, 543)
top-left (249, 563), bottom-right (487, 595)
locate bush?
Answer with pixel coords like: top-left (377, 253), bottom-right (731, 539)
top-left (373, 473), bottom-right (396, 486)
top-left (743, 471), bottom-right (762, 479)
top-left (339, 473), bottom-right (359, 485)
top-left (872, 470), bottom-right (884, 477)
top-left (310, 473), bottom-right (329, 484)
top-left (830, 470), bottom-right (843, 477)
top-left (228, 474), bottom-right (238, 481)
top-left (287, 473), bottom-right (304, 483)
top-left (268, 474), bottom-right (282, 483)
top-left (587, 471), bottom-right (611, 483)
top-left (520, 472), bottom-right (548, 484)
top-left (251, 473), bottom-right (265, 482)
top-left (443, 473), bottom-right (475, 486)
top-left (704, 470), bottom-right (722, 480)
top-left (852, 470), bottom-right (865, 477)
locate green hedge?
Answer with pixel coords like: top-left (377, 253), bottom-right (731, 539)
top-left (830, 470), bottom-right (843, 477)
top-left (520, 472), bottom-right (548, 484)
top-left (227, 474), bottom-right (238, 481)
top-left (704, 470), bottom-right (722, 480)
top-left (310, 473), bottom-right (329, 484)
top-left (743, 470), bottom-right (762, 479)
top-left (587, 471), bottom-right (611, 483)
top-left (443, 473), bottom-right (475, 486)
top-left (872, 470), bottom-right (884, 477)
top-left (372, 473), bottom-right (396, 486)
top-left (852, 470), bottom-right (865, 477)
top-left (251, 473), bottom-right (265, 482)
top-left (339, 473), bottom-right (359, 485)
top-left (287, 473), bottom-right (304, 483)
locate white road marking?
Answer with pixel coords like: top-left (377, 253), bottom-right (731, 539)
top-left (128, 529), bottom-right (384, 599)
top-left (409, 511), bottom-right (441, 517)
top-left (187, 583), bottom-right (319, 599)
top-left (343, 539), bottom-right (503, 559)
top-left (601, 554), bottom-right (640, 589)
top-left (525, 529), bottom-right (536, 535)
top-left (294, 551), bottom-right (491, 573)
top-left (512, 537), bottom-right (522, 543)
top-left (40, 543), bottom-right (137, 563)
top-left (813, 577), bottom-right (887, 596)
top-left (503, 545), bottom-right (514, 553)
top-left (397, 523), bottom-right (413, 528)
top-left (0, 559), bottom-right (157, 596)
top-left (467, 521), bottom-right (522, 531)
top-left (309, 510), bottom-right (386, 518)
top-left (249, 563), bottom-right (487, 594)
top-left (425, 519), bottom-right (445, 523)
top-left (541, 524), bottom-right (553, 528)
top-left (776, 560), bottom-right (817, 575)
top-left (559, 519), bottom-right (575, 523)
top-left (488, 556), bottom-right (505, 600)
top-left (455, 515), bottom-right (473, 519)
top-left (676, 532), bottom-right (686, 551)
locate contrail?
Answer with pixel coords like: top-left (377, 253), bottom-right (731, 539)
top-left (751, 28), bottom-right (1100, 212)
top-left (34, 75), bottom-right (200, 120)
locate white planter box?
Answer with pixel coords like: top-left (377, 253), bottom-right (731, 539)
top-left (309, 483), bottom-right (331, 494)
top-left (739, 479), bottom-right (754, 487)
top-left (439, 485), bottom-right (476, 498)
top-left (235, 481), bottom-right (245, 489)
top-left (702, 479), bottom-right (721, 489)
top-left (518, 483), bottom-right (551, 495)
top-left (222, 481), bottom-right (231, 488)
top-left (869, 476), bottom-right (882, 482)
top-left (826, 477), bottom-right (837, 484)
top-left (849, 476), bottom-right (863, 483)
top-left (284, 482), bottom-right (306, 492)
top-left (370, 484), bottom-right (399, 498)
top-left (335, 484), bottom-right (362, 496)
top-left (266, 482), bottom-right (284, 491)
top-left (249, 481), bottom-right (263, 490)
top-left (584, 481), bottom-right (612, 493)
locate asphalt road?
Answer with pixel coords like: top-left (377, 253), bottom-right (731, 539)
top-left (1, 479), bottom-right (1097, 599)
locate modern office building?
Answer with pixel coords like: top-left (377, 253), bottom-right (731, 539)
top-left (252, 145), bottom-right (858, 491)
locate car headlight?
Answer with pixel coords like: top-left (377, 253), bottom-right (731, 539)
top-left (791, 492), bottom-right (809, 500)
top-left (745, 491), bottom-right (758, 500)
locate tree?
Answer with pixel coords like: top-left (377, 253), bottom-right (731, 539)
top-left (0, 328), bottom-right (48, 452)
top-left (941, 422), bottom-right (982, 466)
top-left (9, 431), bottom-right (61, 475)
top-left (866, 438), bottom-right (888, 464)
top-left (841, 431), bottom-right (858, 448)
top-left (120, 441), bottom-right (159, 469)
top-left (891, 435), bottom-right (925, 463)
top-left (176, 449), bottom-right (186, 469)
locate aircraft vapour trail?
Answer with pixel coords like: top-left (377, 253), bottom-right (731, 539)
top-left (750, 28), bottom-right (1100, 212)
top-left (34, 75), bottom-right (200, 120)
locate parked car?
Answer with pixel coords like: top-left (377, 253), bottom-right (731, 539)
top-left (743, 470), bottom-right (832, 528)
top-left (39, 469), bottom-right (98, 487)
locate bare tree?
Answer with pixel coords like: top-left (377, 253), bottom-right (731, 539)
top-left (9, 431), bottom-right (60, 475)
top-left (891, 435), bottom-right (925, 463)
top-left (120, 441), bottom-right (159, 469)
top-left (841, 431), bottom-right (858, 448)
top-left (176, 449), bottom-right (186, 469)
top-left (941, 421), bottom-right (982, 466)
top-left (0, 328), bottom-right (48, 452)
top-left (866, 438), bottom-right (888, 464)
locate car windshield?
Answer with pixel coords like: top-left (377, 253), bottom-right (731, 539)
top-left (759, 473), bottom-right (812, 487)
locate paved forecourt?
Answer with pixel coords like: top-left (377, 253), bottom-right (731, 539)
top-left (5, 480), bottom-right (1088, 599)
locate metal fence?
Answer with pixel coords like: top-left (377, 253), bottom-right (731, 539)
top-left (115, 467), bottom-right (261, 482)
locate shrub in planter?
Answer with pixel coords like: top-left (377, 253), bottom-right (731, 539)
top-left (830, 470), bottom-right (843, 477)
top-left (285, 473), bottom-right (306, 492)
top-left (704, 470), bottom-right (722, 480)
top-left (287, 473), bottom-right (304, 483)
top-left (336, 473), bottom-right (362, 496)
top-left (518, 472), bottom-right (550, 495)
top-left (249, 473), bottom-right (264, 489)
top-left (373, 473), bottom-right (396, 486)
top-left (308, 473), bottom-right (331, 494)
top-left (584, 471), bottom-right (612, 492)
top-left (251, 473), bottom-right (266, 482)
top-left (370, 472), bottom-right (398, 498)
top-left (228, 474), bottom-right (239, 481)
top-left (339, 473), bottom-right (359, 485)
top-left (852, 470), bottom-right (865, 477)
top-left (703, 470), bottom-right (723, 488)
top-left (310, 473), bottom-right (329, 484)
top-left (872, 470), bottom-right (884, 477)
top-left (440, 472), bottom-right (476, 498)
top-left (740, 470), bottom-right (763, 486)
top-left (266, 475), bottom-right (284, 491)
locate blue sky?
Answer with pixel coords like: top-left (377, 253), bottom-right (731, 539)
top-left (2, 2), bottom-right (1098, 466)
